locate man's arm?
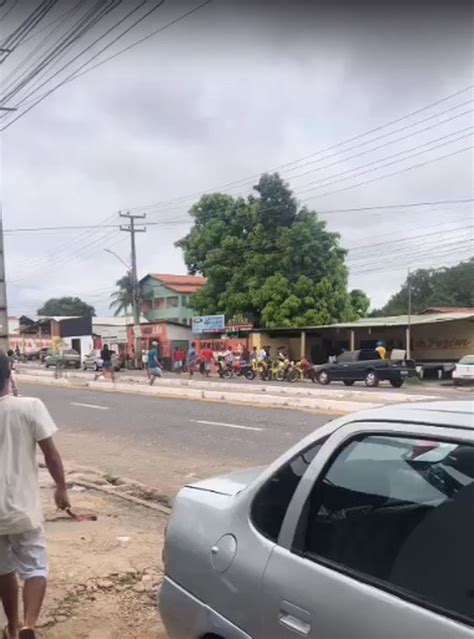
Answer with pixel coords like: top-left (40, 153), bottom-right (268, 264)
top-left (38, 437), bottom-right (71, 510)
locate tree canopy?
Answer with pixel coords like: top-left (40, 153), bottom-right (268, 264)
top-left (37, 296), bottom-right (95, 317)
top-left (373, 258), bottom-right (474, 316)
top-left (177, 173), bottom-right (370, 327)
top-left (110, 272), bottom-right (134, 317)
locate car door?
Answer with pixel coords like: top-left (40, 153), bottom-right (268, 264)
top-left (259, 421), bottom-right (474, 639)
top-left (331, 352), bottom-right (355, 381)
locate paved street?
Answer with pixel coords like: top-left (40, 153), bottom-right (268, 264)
top-left (23, 382), bottom-right (330, 497)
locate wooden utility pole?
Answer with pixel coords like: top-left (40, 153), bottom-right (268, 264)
top-left (120, 212), bottom-right (146, 367)
top-left (0, 212), bottom-right (9, 351)
top-left (406, 268), bottom-right (412, 359)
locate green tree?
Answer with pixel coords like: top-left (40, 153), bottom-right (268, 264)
top-left (374, 259), bottom-right (474, 316)
top-left (37, 296), bottom-right (95, 317)
top-left (110, 272), bottom-right (135, 316)
top-left (177, 173), bottom-right (370, 327)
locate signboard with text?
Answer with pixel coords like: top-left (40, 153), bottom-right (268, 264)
top-left (192, 314), bottom-right (225, 334)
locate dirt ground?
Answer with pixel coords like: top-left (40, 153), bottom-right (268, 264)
top-left (1, 471), bottom-right (168, 639)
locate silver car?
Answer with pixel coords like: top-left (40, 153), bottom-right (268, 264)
top-left (160, 400), bottom-right (474, 638)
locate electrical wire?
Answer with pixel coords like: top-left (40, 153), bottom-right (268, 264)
top-left (0, 0), bottom-right (214, 131)
top-left (129, 84), bottom-right (474, 214)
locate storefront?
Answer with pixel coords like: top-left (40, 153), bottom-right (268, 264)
top-left (252, 308), bottom-right (474, 371)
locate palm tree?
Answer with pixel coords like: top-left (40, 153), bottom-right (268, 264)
top-left (110, 271), bottom-right (136, 317)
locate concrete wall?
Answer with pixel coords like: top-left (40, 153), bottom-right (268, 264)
top-left (412, 319), bottom-right (474, 361)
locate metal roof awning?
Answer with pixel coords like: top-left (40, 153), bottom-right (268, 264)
top-left (253, 311), bottom-right (474, 333)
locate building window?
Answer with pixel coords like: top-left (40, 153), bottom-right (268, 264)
top-left (166, 296), bottom-right (179, 308)
top-left (182, 295), bottom-right (188, 306)
top-left (153, 298), bottom-right (166, 310)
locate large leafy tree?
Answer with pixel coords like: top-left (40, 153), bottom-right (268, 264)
top-left (177, 173), bottom-right (369, 327)
top-left (37, 296), bottom-right (95, 317)
top-left (373, 259), bottom-right (474, 316)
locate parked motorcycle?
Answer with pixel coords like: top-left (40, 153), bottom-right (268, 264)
top-left (233, 361), bottom-right (256, 380)
top-left (287, 358), bottom-right (314, 383)
top-left (216, 357), bottom-right (233, 379)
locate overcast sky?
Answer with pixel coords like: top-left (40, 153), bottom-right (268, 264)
top-left (2, 0), bottom-right (473, 317)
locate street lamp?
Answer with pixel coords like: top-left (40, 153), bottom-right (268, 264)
top-left (104, 248), bottom-right (130, 270)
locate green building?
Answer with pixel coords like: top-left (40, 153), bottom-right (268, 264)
top-left (139, 273), bottom-right (206, 325)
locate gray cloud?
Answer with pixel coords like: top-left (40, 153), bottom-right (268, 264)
top-left (2, 0), bottom-right (473, 316)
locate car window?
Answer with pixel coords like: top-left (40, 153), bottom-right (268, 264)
top-left (359, 349), bottom-right (380, 361)
top-left (459, 356), bottom-right (474, 365)
top-left (337, 352), bottom-right (356, 363)
top-left (294, 434), bottom-right (474, 624)
top-left (251, 437), bottom-right (327, 543)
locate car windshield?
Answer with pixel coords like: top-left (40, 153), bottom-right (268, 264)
top-left (459, 356), bottom-right (474, 365)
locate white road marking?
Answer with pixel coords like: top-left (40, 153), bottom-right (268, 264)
top-left (190, 419), bottom-right (263, 432)
top-left (71, 402), bottom-right (109, 411)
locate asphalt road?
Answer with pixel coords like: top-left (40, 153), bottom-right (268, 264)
top-left (22, 382), bottom-right (331, 496)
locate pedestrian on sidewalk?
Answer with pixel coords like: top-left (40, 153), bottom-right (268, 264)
top-left (148, 341), bottom-right (163, 386)
top-left (187, 342), bottom-right (197, 378)
top-left (172, 346), bottom-right (184, 374)
top-left (200, 346), bottom-right (214, 377)
top-left (6, 350), bottom-right (19, 397)
top-left (95, 344), bottom-right (115, 383)
top-left (0, 352), bottom-right (70, 639)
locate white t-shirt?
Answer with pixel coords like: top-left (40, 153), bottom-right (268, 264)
top-left (0, 395), bottom-right (57, 535)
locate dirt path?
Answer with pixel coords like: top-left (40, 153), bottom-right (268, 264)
top-left (1, 472), bottom-right (168, 638)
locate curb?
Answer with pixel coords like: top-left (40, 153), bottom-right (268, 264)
top-left (17, 373), bottom-right (380, 414)
top-left (72, 479), bottom-right (171, 516)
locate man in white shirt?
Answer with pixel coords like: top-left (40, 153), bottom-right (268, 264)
top-left (0, 353), bottom-right (70, 639)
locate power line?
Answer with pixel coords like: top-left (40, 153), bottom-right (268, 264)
top-left (129, 84), bottom-right (474, 214)
top-left (315, 198), bottom-right (474, 214)
top-left (297, 128), bottom-right (473, 196)
top-left (0, 0), bottom-right (214, 131)
top-left (306, 144), bottom-right (473, 201)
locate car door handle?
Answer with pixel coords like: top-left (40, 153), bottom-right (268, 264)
top-left (279, 601), bottom-right (311, 636)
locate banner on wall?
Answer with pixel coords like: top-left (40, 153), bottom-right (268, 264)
top-left (192, 315), bottom-right (225, 334)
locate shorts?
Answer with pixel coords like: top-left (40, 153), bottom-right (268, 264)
top-left (149, 367), bottom-right (163, 377)
top-left (204, 362), bottom-right (211, 372)
top-left (103, 361), bottom-right (112, 370)
top-left (0, 528), bottom-right (48, 580)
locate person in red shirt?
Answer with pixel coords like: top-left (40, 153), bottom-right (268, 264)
top-left (200, 346), bottom-right (215, 377)
top-left (172, 347), bottom-right (185, 374)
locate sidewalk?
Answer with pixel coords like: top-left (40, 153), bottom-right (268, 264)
top-left (16, 367), bottom-right (443, 415)
top-left (0, 469), bottom-right (168, 638)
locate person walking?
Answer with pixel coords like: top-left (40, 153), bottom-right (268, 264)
top-left (187, 342), bottom-right (197, 378)
top-left (200, 346), bottom-right (214, 377)
top-left (148, 341), bottom-right (163, 386)
top-left (95, 344), bottom-right (115, 382)
top-left (6, 350), bottom-right (19, 397)
top-left (172, 346), bottom-right (184, 374)
top-left (0, 352), bottom-right (70, 639)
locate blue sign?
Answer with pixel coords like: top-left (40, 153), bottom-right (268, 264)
top-left (192, 314), bottom-right (225, 334)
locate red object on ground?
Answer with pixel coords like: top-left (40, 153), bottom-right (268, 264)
top-left (66, 507), bottom-right (97, 522)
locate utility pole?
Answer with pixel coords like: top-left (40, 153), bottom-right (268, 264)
top-left (119, 212), bottom-right (146, 367)
top-left (0, 212), bottom-right (9, 351)
top-left (406, 268), bottom-right (412, 360)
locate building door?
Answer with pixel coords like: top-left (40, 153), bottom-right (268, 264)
top-left (71, 338), bottom-right (81, 357)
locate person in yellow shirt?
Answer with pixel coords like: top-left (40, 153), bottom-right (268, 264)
top-left (375, 340), bottom-right (386, 359)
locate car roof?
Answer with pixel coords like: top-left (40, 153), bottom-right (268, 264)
top-left (345, 400), bottom-right (474, 431)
